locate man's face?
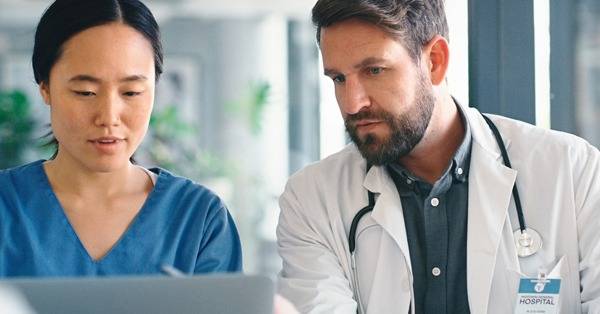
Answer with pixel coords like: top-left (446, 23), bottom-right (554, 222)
top-left (320, 19), bottom-right (435, 165)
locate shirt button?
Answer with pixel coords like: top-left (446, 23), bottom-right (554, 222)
top-left (430, 198), bottom-right (440, 207)
top-left (432, 267), bottom-right (441, 277)
top-left (457, 167), bottom-right (464, 175)
top-left (406, 178), bottom-right (412, 185)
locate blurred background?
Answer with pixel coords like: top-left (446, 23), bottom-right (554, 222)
top-left (0, 0), bottom-right (597, 278)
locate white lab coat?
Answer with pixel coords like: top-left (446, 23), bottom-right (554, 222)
top-left (277, 106), bottom-right (600, 314)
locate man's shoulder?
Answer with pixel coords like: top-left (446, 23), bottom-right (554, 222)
top-left (286, 144), bottom-right (363, 189)
top-left (487, 114), bottom-right (593, 155)
top-left (464, 107), bottom-right (593, 157)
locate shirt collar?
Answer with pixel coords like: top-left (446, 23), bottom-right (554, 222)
top-left (451, 100), bottom-right (472, 183)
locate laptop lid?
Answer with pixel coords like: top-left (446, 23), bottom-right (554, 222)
top-left (3, 274), bottom-right (274, 314)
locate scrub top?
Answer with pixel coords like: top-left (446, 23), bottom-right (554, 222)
top-left (0, 160), bottom-right (242, 277)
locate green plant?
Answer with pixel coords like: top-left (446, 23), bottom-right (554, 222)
top-left (141, 105), bottom-right (235, 179)
top-left (225, 81), bottom-right (271, 135)
top-left (0, 90), bottom-right (36, 169)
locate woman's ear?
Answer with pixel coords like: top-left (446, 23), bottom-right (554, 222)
top-left (39, 82), bottom-right (51, 106)
top-left (422, 35), bottom-right (450, 86)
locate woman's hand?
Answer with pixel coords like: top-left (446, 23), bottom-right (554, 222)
top-left (274, 294), bottom-right (299, 314)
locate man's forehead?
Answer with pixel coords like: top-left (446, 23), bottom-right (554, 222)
top-left (320, 21), bottom-right (410, 70)
top-left (320, 19), bottom-right (391, 44)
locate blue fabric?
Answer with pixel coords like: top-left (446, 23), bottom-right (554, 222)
top-left (0, 160), bottom-right (242, 278)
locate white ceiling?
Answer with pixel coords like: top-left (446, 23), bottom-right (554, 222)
top-left (0, 0), bottom-right (317, 26)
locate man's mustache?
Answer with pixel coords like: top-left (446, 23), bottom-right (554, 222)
top-left (345, 109), bottom-right (392, 126)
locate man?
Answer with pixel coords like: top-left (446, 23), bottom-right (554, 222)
top-left (276, 0), bottom-right (600, 313)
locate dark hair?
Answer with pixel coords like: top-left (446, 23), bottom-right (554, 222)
top-left (311, 0), bottom-right (449, 61)
top-left (33, 0), bottom-right (163, 160)
top-left (33, 0), bottom-right (163, 84)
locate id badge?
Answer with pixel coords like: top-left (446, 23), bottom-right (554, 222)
top-left (514, 272), bottom-right (560, 314)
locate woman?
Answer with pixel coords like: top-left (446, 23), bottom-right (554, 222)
top-left (0, 0), bottom-right (241, 276)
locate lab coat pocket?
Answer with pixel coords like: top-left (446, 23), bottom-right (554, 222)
top-left (354, 219), bottom-right (412, 314)
top-left (354, 220), bottom-right (381, 307)
top-left (546, 255), bottom-right (572, 312)
top-left (508, 255), bottom-right (571, 313)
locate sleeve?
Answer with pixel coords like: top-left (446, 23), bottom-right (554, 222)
top-left (276, 180), bottom-right (357, 314)
top-left (194, 204), bottom-right (243, 273)
top-left (575, 143), bottom-right (600, 312)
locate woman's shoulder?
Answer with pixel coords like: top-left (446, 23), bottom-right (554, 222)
top-left (0, 160), bottom-right (47, 213)
top-left (149, 167), bottom-right (229, 215)
top-left (0, 160), bottom-right (45, 187)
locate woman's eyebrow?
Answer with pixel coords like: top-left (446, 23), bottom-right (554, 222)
top-left (120, 75), bottom-right (148, 83)
top-left (67, 74), bottom-right (148, 83)
top-left (68, 74), bottom-right (100, 83)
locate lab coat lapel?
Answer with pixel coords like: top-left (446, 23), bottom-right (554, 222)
top-left (362, 166), bottom-right (413, 275)
top-left (465, 108), bottom-right (517, 313)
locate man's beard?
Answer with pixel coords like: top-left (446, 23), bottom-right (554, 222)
top-left (345, 75), bottom-right (435, 166)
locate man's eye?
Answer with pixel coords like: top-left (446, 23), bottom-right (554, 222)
top-left (369, 67), bottom-right (383, 75)
top-left (332, 75), bottom-right (345, 83)
top-left (74, 91), bottom-right (95, 97)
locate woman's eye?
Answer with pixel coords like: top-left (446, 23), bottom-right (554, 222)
top-left (123, 91), bottom-right (142, 97)
top-left (369, 67), bottom-right (383, 75)
top-left (74, 91), bottom-right (95, 97)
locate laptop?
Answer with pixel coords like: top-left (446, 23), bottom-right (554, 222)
top-left (3, 274), bottom-right (274, 314)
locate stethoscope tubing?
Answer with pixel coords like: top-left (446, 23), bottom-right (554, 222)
top-left (347, 113), bottom-right (532, 314)
top-left (481, 114), bottom-right (527, 233)
top-left (348, 113), bottom-right (528, 254)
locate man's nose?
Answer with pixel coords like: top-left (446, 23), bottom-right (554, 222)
top-left (339, 78), bottom-right (370, 115)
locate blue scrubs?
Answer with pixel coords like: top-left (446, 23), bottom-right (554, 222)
top-left (0, 160), bottom-right (242, 277)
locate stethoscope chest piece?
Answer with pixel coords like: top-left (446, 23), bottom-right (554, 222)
top-left (514, 228), bottom-right (543, 258)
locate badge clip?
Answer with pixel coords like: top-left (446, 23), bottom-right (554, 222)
top-left (532, 271), bottom-right (550, 293)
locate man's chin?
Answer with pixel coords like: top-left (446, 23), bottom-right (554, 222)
top-left (356, 141), bottom-right (386, 165)
top-left (354, 137), bottom-right (413, 166)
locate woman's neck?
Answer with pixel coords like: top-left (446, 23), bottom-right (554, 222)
top-left (43, 153), bottom-right (148, 200)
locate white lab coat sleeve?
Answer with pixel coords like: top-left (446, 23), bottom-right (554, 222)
top-left (277, 179), bottom-right (357, 314)
top-left (576, 142), bottom-right (600, 312)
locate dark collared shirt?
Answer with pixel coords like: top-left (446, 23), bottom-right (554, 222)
top-left (387, 105), bottom-right (472, 314)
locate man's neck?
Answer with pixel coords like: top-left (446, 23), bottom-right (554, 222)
top-left (399, 95), bottom-right (465, 184)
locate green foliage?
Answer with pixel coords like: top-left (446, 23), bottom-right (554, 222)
top-left (225, 81), bottom-right (271, 135)
top-left (0, 90), bottom-right (35, 169)
top-left (149, 106), bottom-right (195, 140)
top-left (144, 80), bottom-right (272, 180)
top-left (143, 105), bottom-right (235, 179)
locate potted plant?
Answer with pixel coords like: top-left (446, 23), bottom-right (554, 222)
top-left (0, 90), bottom-right (36, 169)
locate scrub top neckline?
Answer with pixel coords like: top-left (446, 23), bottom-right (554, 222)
top-left (34, 160), bottom-right (166, 264)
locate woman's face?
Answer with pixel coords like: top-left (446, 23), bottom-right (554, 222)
top-left (40, 22), bottom-right (155, 172)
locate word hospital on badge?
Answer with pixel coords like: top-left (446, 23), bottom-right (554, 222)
top-left (515, 275), bottom-right (561, 314)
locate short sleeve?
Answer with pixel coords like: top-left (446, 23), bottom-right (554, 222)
top-left (194, 205), bottom-right (243, 273)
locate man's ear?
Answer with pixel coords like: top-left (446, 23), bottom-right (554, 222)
top-left (422, 35), bottom-right (450, 86)
top-left (39, 82), bottom-right (51, 106)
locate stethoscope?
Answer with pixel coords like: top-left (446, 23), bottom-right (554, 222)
top-left (347, 113), bottom-right (543, 312)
